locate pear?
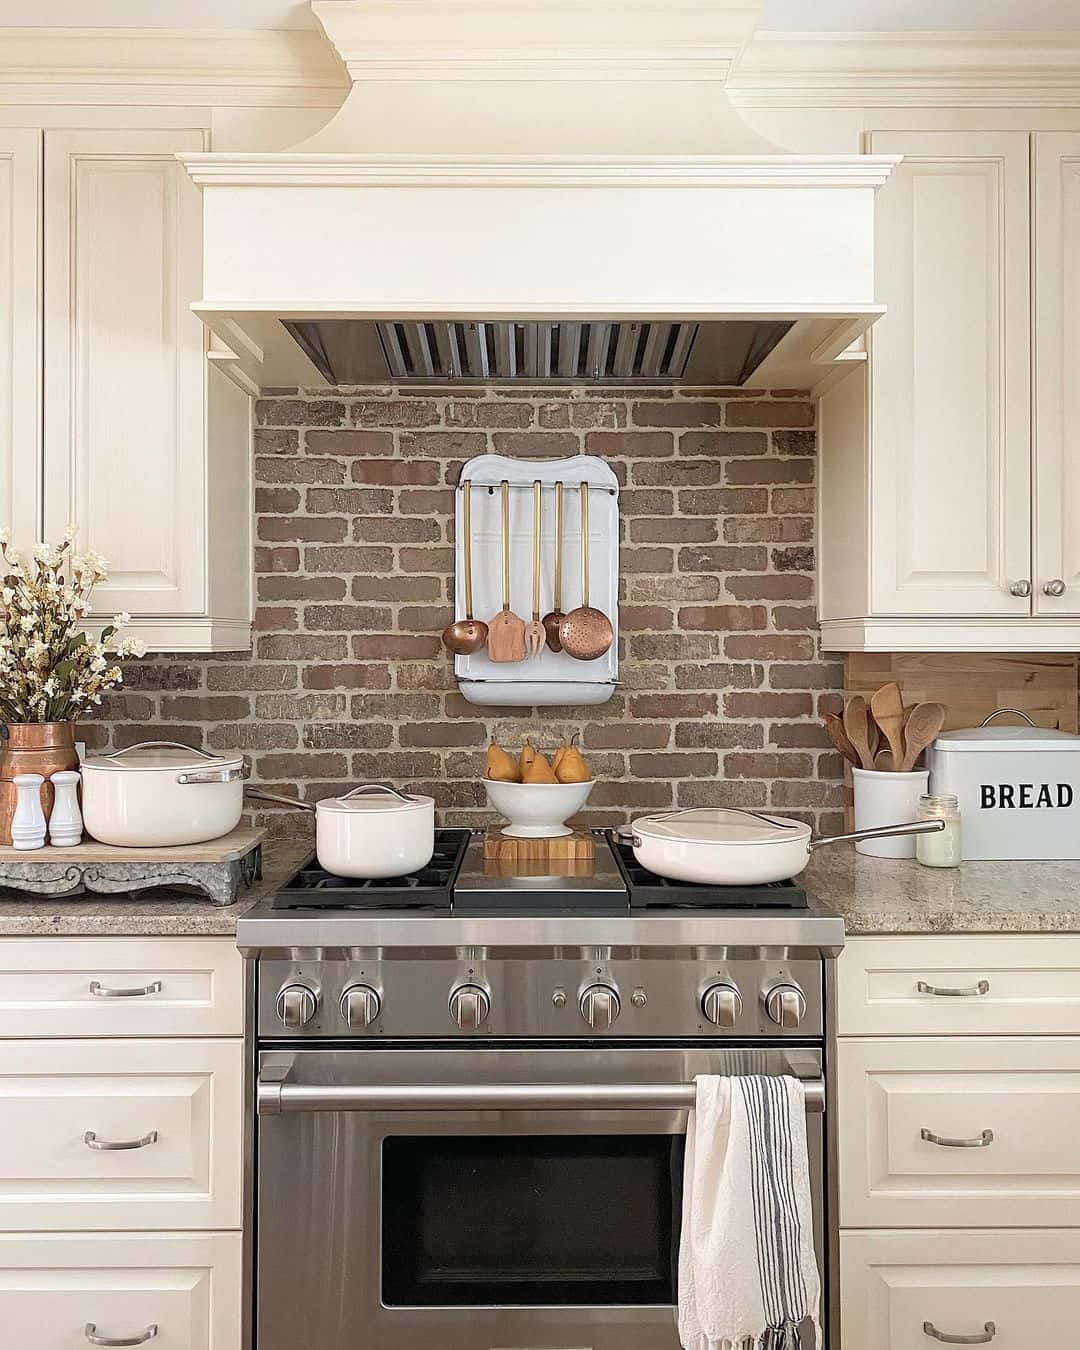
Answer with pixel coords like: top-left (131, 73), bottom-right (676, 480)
top-left (522, 751), bottom-right (558, 784)
top-left (518, 740), bottom-right (538, 778)
top-left (485, 742), bottom-right (520, 782)
top-left (553, 733), bottom-right (580, 774)
top-left (555, 745), bottom-right (592, 783)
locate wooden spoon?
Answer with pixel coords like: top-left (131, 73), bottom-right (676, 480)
top-left (823, 712), bottom-right (860, 769)
top-left (874, 747), bottom-right (895, 771)
top-left (541, 481), bottom-right (566, 653)
top-left (441, 480), bottom-right (488, 655)
top-left (843, 695), bottom-right (877, 771)
top-left (486, 480), bottom-right (526, 663)
top-left (869, 681), bottom-right (906, 766)
top-left (559, 481), bottom-right (614, 661)
top-left (524, 481), bottom-right (547, 658)
top-left (899, 700), bottom-right (947, 772)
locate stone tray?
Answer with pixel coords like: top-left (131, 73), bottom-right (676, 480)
top-left (0, 827), bottom-right (266, 906)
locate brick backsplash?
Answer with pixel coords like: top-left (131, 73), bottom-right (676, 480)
top-left (86, 387), bottom-right (846, 837)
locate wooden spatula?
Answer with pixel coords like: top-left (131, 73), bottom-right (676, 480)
top-left (870, 681), bottom-right (906, 767)
top-left (486, 480), bottom-right (526, 663)
top-left (823, 713), bottom-right (860, 769)
top-left (900, 701), bottom-right (946, 772)
top-left (843, 695), bottom-right (877, 771)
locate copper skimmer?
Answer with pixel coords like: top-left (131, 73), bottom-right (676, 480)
top-left (486, 479), bottom-right (527, 662)
top-left (524, 480), bottom-right (547, 657)
top-left (542, 480), bottom-right (566, 652)
top-left (441, 480), bottom-right (488, 655)
top-left (559, 481), bottom-right (614, 661)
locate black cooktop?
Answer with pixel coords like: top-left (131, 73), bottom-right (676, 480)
top-left (607, 833), bottom-right (808, 910)
top-left (272, 829), bottom-right (470, 911)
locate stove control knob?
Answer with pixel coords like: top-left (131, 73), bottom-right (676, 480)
top-left (449, 984), bottom-right (490, 1032)
top-left (701, 982), bottom-right (743, 1029)
top-left (276, 983), bottom-right (318, 1030)
top-left (340, 984), bottom-right (381, 1029)
top-left (580, 984), bottom-right (621, 1031)
top-left (763, 982), bottom-right (807, 1030)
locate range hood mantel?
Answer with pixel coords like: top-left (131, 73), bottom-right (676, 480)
top-left (181, 1), bottom-right (899, 395)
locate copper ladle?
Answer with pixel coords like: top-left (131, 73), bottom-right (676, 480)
top-left (541, 480), bottom-right (566, 652)
top-left (441, 480), bottom-right (488, 655)
top-left (559, 480), bottom-right (614, 661)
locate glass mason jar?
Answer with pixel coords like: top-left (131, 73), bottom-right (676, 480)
top-left (916, 792), bottom-right (962, 868)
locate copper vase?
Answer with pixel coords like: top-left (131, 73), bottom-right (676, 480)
top-left (0, 722), bottom-right (79, 846)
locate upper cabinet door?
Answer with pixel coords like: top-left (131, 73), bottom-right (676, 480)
top-left (1034, 133), bottom-right (1080, 616)
top-left (0, 130), bottom-right (41, 556)
top-left (869, 131), bottom-right (1032, 616)
top-left (43, 128), bottom-right (207, 616)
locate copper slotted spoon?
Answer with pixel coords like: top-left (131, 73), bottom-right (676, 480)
top-left (524, 480), bottom-right (547, 658)
top-left (542, 480), bottom-right (566, 653)
top-left (441, 480), bottom-right (488, 655)
top-left (560, 481), bottom-right (614, 661)
top-left (486, 479), bottom-right (526, 663)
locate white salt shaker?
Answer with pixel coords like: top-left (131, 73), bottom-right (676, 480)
top-left (11, 773), bottom-right (47, 850)
top-left (49, 770), bottom-right (83, 847)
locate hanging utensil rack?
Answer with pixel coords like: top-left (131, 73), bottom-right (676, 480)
top-left (453, 454), bottom-right (619, 707)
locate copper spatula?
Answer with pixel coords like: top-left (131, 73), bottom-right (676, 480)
top-left (486, 479), bottom-right (526, 663)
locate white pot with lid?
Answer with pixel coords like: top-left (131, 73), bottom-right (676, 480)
top-left (81, 741), bottom-right (250, 847)
top-left (250, 783), bottom-right (435, 878)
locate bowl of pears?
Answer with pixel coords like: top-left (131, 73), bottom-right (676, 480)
top-left (483, 738), bottom-right (594, 838)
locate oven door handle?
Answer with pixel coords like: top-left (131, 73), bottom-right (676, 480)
top-left (256, 1077), bottom-right (826, 1116)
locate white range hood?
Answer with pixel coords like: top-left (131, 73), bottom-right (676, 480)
top-left (181, 0), bottom-right (899, 395)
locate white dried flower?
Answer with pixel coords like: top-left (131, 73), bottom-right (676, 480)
top-left (112, 611), bottom-right (131, 628)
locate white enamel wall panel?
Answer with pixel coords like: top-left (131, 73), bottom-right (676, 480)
top-left (0, 937), bottom-right (244, 1038)
top-left (837, 936), bottom-right (1080, 1037)
top-left (0, 129), bottom-right (41, 555)
top-left (0, 1039), bottom-right (242, 1231)
top-left (43, 128), bottom-right (208, 616)
top-left (841, 1229), bottom-right (1080, 1350)
top-left (0, 1230), bottom-right (241, 1350)
top-left (838, 1037), bottom-right (1080, 1229)
top-left (1034, 133), bottom-right (1080, 616)
top-left (869, 131), bottom-right (1031, 616)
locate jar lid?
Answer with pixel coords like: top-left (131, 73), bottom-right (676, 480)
top-left (84, 742), bottom-right (242, 774)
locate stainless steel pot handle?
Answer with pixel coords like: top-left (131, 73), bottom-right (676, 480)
top-left (101, 741), bottom-right (217, 761)
top-left (808, 818), bottom-right (945, 853)
top-left (338, 783), bottom-right (417, 805)
top-left (257, 1077), bottom-right (825, 1116)
top-left (244, 789), bottom-right (315, 813)
top-left (177, 762), bottom-right (251, 785)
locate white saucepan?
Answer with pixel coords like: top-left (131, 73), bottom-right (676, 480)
top-left (629, 807), bottom-right (945, 886)
top-left (248, 783), bottom-right (435, 879)
top-left (81, 741), bottom-right (250, 847)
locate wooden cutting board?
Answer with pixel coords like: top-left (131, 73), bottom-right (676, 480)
top-left (0, 825), bottom-right (266, 864)
top-left (482, 830), bottom-right (595, 862)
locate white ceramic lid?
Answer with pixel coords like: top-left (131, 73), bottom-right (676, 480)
top-left (632, 807), bottom-right (811, 847)
top-left (316, 785), bottom-right (434, 815)
top-left (84, 744), bottom-right (242, 774)
top-left (934, 725), bottom-right (1080, 753)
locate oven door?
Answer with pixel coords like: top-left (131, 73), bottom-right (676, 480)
top-left (256, 1045), bottom-right (824, 1350)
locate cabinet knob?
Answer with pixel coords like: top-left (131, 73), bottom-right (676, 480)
top-left (1043, 578), bottom-right (1067, 597)
top-left (1008, 580), bottom-right (1031, 598)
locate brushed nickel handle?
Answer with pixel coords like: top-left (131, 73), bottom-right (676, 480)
top-left (84, 1324), bottom-right (158, 1347)
top-left (921, 1127), bottom-right (994, 1149)
top-left (917, 979), bottom-right (990, 998)
top-left (923, 1320), bottom-right (996, 1344)
top-left (88, 980), bottom-right (162, 999)
top-left (1008, 579), bottom-right (1031, 597)
top-left (84, 1129), bottom-right (159, 1151)
top-left (1043, 578), bottom-right (1067, 597)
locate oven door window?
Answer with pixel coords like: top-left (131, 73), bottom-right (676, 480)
top-left (382, 1134), bottom-right (683, 1307)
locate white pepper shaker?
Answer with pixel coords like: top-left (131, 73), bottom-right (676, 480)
top-left (11, 773), bottom-right (47, 851)
top-left (49, 770), bottom-right (83, 847)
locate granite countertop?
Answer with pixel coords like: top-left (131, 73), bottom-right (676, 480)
top-left (804, 850), bottom-right (1080, 935)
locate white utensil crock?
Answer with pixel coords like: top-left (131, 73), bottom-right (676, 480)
top-left (852, 767), bottom-right (930, 857)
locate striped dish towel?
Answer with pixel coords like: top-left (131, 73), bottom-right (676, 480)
top-left (677, 1074), bottom-right (821, 1350)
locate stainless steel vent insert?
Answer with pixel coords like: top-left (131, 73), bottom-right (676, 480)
top-left (376, 320), bottom-right (699, 382)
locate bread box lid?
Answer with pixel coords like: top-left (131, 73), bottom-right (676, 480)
top-left (933, 724), bottom-right (1080, 754)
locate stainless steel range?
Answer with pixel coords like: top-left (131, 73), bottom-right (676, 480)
top-left (237, 828), bottom-right (844, 1350)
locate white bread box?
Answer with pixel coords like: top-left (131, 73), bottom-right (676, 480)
top-left (928, 711), bottom-right (1080, 860)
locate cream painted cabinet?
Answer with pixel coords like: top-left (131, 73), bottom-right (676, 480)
top-left (0, 129), bottom-right (41, 555)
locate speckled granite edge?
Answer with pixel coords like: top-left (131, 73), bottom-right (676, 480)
top-left (0, 839), bottom-right (312, 936)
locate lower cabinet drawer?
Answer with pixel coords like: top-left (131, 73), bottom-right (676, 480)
top-left (0, 1039), bottom-right (242, 1231)
top-left (838, 1037), bottom-right (1080, 1228)
top-left (841, 1229), bottom-right (1080, 1350)
top-left (0, 1231), bottom-right (241, 1350)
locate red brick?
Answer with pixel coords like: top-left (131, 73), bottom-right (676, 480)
top-left (352, 460), bottom-right (440, 485)
top-left (724, 634), bottom-right (816, 660)
top-left (725, 460), bottom-right (814, 485)
top-left (400, 722), bottom-right (486, 747)
top-left (354, 518), bottom-right (442, 543)
top-left (674, 662), bottom-right (761, 690)
top-left (584, 723), bottom-right (671, 750)
top-left (305, 546), bottom-right (394, 573)
top-left (633, 461), bottom-right (724, 487)
top-left (680, 488), bottom-right (768, 515)
top-left (772, 546), bottom-right (815, 572)
top-left (399, 431), bottom-right (487, 458)
top-left (772, 429), bottom-right (816, 455)
top-left (772, 487), bottom-right (815, 514)
top-left (302, 664), bottom-right (393, 690)
top-left (400, 547), bottom-right (455, 573)
top-left (630, 518), bottom-right (717, 544)
top-left (257, 634), bottom-right (348, 661)
top-left (725, 401), bottom-right (814, 428)
top-left (256, 399), bottom-right (345, 427)
top-left (723, 691), bottom-right (814, 718)
top-left (622, 547), bottom-right (674, 573)
top-left (620, 490), bottom-right (675, 515)
top-left (253, 428), bottom-right (298, 455)
top-left (305, 605), bottom-right (393, 631)
top-left (675, 722), bottom-right (764, 750)
top-left (258, 751), bottom-right (349, 778)
top-left (255, 487), bottom-right (301, 513)
top-left (399, 489), bottom-right (455, 515)
top-left (492, 431), bottom-right (580, 456)
top-left (302, 723), bottom-right (395, 750)
top-left (677, 779), bottom-right (767, 809)
top-left (772, 605), bottom-right (819, 631)
top-left (306, 488), bottom-right (393, 514)
top-left (628, 752), bottom-right (718, 777)
top-left (305, 430), bottom-right (394, 456)
top-left (725, 752), bottom-right (813, 778)
top-left (585, 431), bottom-right (673, 457)
top-left (258, 516), bottom-right (348, 543)
top-left (353, 399), bottom-right (441, 428)
top-left (629, 694), bottom-right (719, 719)
top-left (619, 605), bottom-right (674, 631)
top-left (680, 605), bottom-right (767, 631)
top-left (632, 401), bottom-right (722, 427)
top-left (351, 635), bottom-right (443, 660)
top-left (448, 401), bottom-right (534, 429)
top-left (769, 662), bottom-right (845, 690)
top-left (352, 575), bottom-right (441, 601)
top-left (680, 430), bottom-right (767, 456)
top-left (256, 457), bottom-right (345, 485)
top-left (208, 663), bottom-right (296, 691)
top-left (678, 546), bottom-right (768, 573)
top-left (254, 546), bottom-right (299, 574)
top-left (724, 575), bottom-right (814, 601)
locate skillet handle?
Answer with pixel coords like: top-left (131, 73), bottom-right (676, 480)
top-left (245, 789), bottom-right (316, 813)
top-left (809, 818), bottom-right (945, 853)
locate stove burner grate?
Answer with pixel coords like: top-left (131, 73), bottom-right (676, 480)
top-left (272, 828), bottom-right (471, 911)
top-left (607, 833), bottom-right (809, 910)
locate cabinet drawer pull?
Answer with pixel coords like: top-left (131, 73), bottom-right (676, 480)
top-left (917, 979), bottom-right (990, 998)
top-left (923, 1320), bottom-right (996, 1344)
top-left (84, 1324), bottom-right (158, 1347)
top-left (84, 1130), bottom-right (159, 1151)
top-left (921, 1127), bottom-right (994, 1149)
top-left (89, 980), bottom-right (163, 999)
